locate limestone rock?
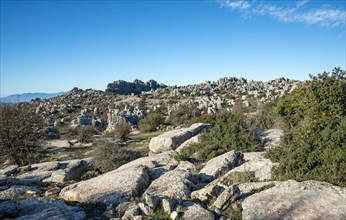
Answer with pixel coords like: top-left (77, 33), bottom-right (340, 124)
top-left (198, 151), bottom-right (243, 182)
top-left (60, 165), bottom-right (150, 204)
top-left (47, 159), bottom-right (90, 183)
top-left (228, 152), bottom-right (278, 180)
top-left (0, 165), bottom-right (18, 176)
top-left (183, 203), bottom-right (215, 220)
top-left (0, 185), bottom-right (41, 200)
top-left (0, 198), bottom-right (85, 220)
top-left (149, 123), bottom-right (211, 153)
top-left (144, 168), bottom-right (195, 200)
top-left (255, 129), bottom-right (283, 149)
top-left (176, 134), bottom-right (200, 154)
top-left (242, 180), bottom-right (346, 220)
top-left (212, 184), bottom-right (240, 210)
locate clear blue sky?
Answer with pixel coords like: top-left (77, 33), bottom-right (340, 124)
top-left (1, 0), bottom-right (345, 96)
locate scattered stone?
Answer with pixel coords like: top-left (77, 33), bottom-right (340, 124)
top-left (170, 211), bottom-right (180, 220)
top-left (162, 198), bottom-right (176, 214)
top-left (0, 185), bottom-right (41, 200)
top-left (138, 203), bottom-right (154, 215)
top-left (144, 193), bottom-right (161, 210)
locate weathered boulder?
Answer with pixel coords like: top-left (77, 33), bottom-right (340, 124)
top-left (0, 165), bottom-right (18, 176)
top-left (45, 158), bottom-right (91, 183)
top-left (0, 185), bottom-right (41, 200)
top-left (0, 198), bottom-right (85, 220)
top-left (212, 184), bottom-right (240, 210)
top-left (144, 168), bottom-right (195, 200)
top-left (149, 123), bottom-right (211, 153)
top-left (175, 134), bottom-right (200, 154)
top-left (60, 165), bottom-right (150, 204)
top-left (242, 180), bottom-right (346, 220)
top-left (183, 203), bottom-right (215, 220)
top-left (228, 152), bottom-right (278, 180)
top-left (198, 151), bottom-right (243, 182)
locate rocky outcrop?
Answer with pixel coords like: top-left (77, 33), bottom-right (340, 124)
top-left (242, 180), bottom-right (346, 220)
top-left (0, 198), bottom-right (85, 220)
top-left (149, 123), bottom-right (211, 153)
top-left (106, 79), bottom-right (166, 95)
top-left (228, 152), bottom-right (278, 180)
top-left (198, 151), bottom-right (244, 182)
top-left (60, 165), bottom-right (150, 204)
top-left (175, 134), bottom-right (200, 154)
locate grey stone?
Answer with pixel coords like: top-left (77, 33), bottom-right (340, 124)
top-left (60, 165), bottom-right (150, 205)
top-left (212, 184), bottom-right (240, 210)
top-left (198, 151), bottom-right (243, 182)
top-left (144, 168), bottom-right (195, 200)
top-left (0, 165), bottom-right (18, 176)
top-left (149, 123), bottom-right (211, 153)
top-left (228, 152), bottom-right (278, 181)
top-left (183, 203), bottom-right (215, 220)
top-left (162, 198), bottom-right (176, 214)
top-left (138, 203), bottom-right (154, 215)
top-left (0, 185), bottom-right (41, 200)
top-left (242, 180), bottom-right (346, 220)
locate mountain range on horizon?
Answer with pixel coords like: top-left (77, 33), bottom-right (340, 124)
top-left (0, 92), bottom-right (65, 103)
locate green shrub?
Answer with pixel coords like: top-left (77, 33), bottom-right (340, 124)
top-left (139, 112), bottom-right (164, 133)
top-left (0, 104), bottom-right (44, 165)
top-left (168, 103), bottom-right (201, 126)
top-left (114, 122), bottom-right (131, 141)
top-left (266, 68), bottom-right (346, 186)
top-left (92, 140), bottom-right (140, 173)
top-left (78, 126), bottom-right (98, 143)
top-left (180, 111), bottom-right (262, 162)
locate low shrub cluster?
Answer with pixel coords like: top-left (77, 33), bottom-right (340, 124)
top-left (138, 111), bottom-right (164, 133)
top-left (266, 68), bottom-right (346, 186)
top-left (92, 140), bottom-right (141, 173)
top-left (179, 111), bottom-right (262, 162)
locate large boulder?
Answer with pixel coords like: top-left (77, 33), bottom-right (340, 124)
top-left (242, 180), bottom-right (346, 220)
top-left (149, 123), bottom-right (211, 153)
top-left (228, 152), bottom-right (278, 181)
top-left (198, 151), bottom-right (243, 182)
top-left (144, 168), bottom-right (195, 200)
top-left (60, 165), bottom-right (150, 204)
top-left (0, 198), bottom-right (85, 220)
top-left (182, 202), bottom-right (215, 220)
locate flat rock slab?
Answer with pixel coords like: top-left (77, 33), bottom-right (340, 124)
top-left (242, 180), bottom-right (346, 220)
top-left (198, 150), bottom-right (243, 182)
top-left (228, 152), bottom-right (278, 181)
top-left (149, 123), bottom-right (211, 153)
top-left (46, 139), bottom-right (71, 148)
top-left (0, 198), bottom-right (85, 220)
top-left (60, 165), bottom-right (150, 205)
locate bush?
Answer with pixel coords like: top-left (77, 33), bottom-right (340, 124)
top-left (114, 122), bottom-right (132, 141)
top-left (167, 103), bottom-right (201, 126)
top-left (266, 68), bottom-right (346, 186)
top-left (78, 126), bottom-right (98, 143)
top-left (139, 112), bottom-right (164, 133)
top-left (92, 140), bottom-right (141, 173)
top-left (0, 104), bottom-right (44, 165)
top-left (180, 111), bottom-right (262, 162)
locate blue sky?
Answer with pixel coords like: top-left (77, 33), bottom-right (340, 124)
top-left (1, 0), bottom-right (345, 96)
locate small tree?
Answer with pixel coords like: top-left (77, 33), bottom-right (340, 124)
top-left (78, 126), bottom-right (98, 143)
top-left (0, 104), bottom-right (44, 165)
top-left (139, 112), bottom-right (164, 133)
top-left (114, 122), bottom-right (131, 141)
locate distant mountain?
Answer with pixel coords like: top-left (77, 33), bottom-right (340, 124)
top-left (0, 92), bottom-right (64, 103)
